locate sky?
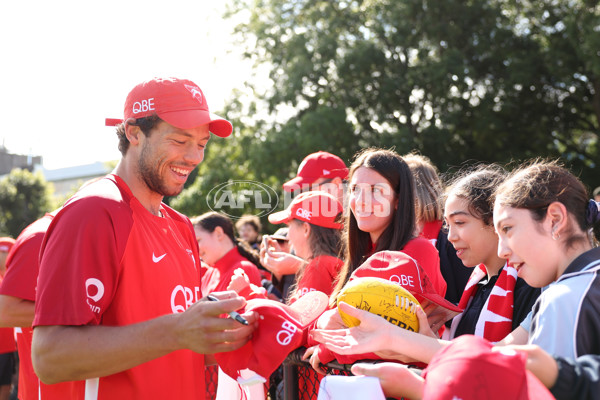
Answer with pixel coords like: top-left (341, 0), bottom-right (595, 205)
top-left (0, 0), bottom-right (253, 170)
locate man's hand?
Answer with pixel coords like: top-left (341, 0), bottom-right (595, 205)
top-left (175, 291), bottom-right (257, 354)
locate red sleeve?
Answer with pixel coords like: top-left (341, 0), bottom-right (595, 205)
top-left (238, 284), bottom-right (268, 301)
top-left (210, 260), bottom-right (262, 294)
top-left (239, 261), bottom-right (262, 287)
top-left (403, 237), bottom-right (447, 297)
top-left (34, 193), bottom-right (132, 327)
top-left (295, 256), bottom-right (343, 299)
top-left (0, 216), bottom-right (52, 301)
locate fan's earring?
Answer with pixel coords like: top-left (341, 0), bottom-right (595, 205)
top-left (552, 230), bottom-right (561, 241)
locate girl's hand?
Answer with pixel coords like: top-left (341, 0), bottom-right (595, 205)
top-left (302, 345), bottom-right (326, 375)
top-left (227, 269), bottom-right (250, 293)
top-left (311, 302), bottom-right (393, 355)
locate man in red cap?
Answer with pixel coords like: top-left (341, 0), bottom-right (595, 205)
top-left (31, 77), bottom-right (257, 400)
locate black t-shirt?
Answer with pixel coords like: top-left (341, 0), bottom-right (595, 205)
top-left (454, 268), bottom-right (541, 338)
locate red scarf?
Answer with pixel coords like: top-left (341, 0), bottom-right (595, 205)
top-left (444, 263), bottom-right (517, 343)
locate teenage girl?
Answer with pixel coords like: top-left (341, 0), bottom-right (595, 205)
top-left (192, 211), bottom-right (262, 294)
top-left (493, 160), bottom-right (600, 359)
top-left (442, 166), bottom-right (540, 341)
top-left (228, 191), bottom-right (344, 303)
top-left (306, 148), bottom-right (448, 371)
top-left (268, 190), bottom-right (344, 302)
top-left (310, 165), bottom-right (541, 360)
top-left (332, 148), bottom-right (447, 300)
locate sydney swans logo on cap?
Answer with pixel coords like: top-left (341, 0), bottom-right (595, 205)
top-left (184, 84), bottom-right (204, 105)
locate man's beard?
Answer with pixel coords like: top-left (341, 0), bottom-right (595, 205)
top-left (138, 142), bottom-right (183, 198)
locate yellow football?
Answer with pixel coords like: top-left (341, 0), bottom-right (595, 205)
top-left (337, 277), bottom-right (420, 332)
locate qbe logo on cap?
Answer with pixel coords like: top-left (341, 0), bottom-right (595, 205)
top-left (276, 321), bottom-right (298, 346)
top-left (295, 208), bottom-right (312, 220)
top-left (132, 98), bottom-right (155, 114)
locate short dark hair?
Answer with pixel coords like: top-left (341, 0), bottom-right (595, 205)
top-left (115, 115), bottom-right (162, 156)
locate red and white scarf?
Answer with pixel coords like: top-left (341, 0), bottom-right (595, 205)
top-left (444, 263), bottom-right (517, 343)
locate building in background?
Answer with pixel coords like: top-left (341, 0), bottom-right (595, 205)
top-left (0, 147), bottom-right (113, 200)
top-left (0, 146), bottom-right (42, 175)
top-left (36, 162), bottom-right (113, 199)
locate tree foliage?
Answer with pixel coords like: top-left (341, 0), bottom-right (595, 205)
top-left (175, 0), bottom-right (599, 221)
top-left (0, 169), bottom-right (52, 238)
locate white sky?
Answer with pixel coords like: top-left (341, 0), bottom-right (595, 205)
top-left (0, 0), bottom-right (253, 169)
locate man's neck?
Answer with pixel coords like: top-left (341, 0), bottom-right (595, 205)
top-left (114, 160), bottom-right (164, 216)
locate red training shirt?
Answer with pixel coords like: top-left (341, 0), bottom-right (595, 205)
top-left (33, 175), bottom-right (205, 400)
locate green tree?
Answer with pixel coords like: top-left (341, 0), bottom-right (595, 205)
top-left (224, 0), bottom-right (599, 187)
top-left (0, 169), bottom-right (53, 238)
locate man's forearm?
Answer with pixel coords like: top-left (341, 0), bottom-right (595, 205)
top-left (0, 295), bottom-right (35, 327)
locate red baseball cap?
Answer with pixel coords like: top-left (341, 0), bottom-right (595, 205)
top-left (215, 291), bottom-right (328, 381)
top-left (283, 151), bottom-right (348, 192)
top-left (422, 335), bottom-right (554, 399)
top-left (0, 237), bottom-right (15, 253)
top-left (350, 250), bottom-right (463, 314)
top-left (105, 77), bottom-right (232, 137)
top-left (268, 191), bottom-right (343, 229)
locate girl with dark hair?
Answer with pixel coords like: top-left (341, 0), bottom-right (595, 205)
top-left (192, 212), bottom-right (262, 294)
top-left (306, 148), bottom-right (448, 373)
top-left (493, 160), bottom-right (600, 359)
top-left (331, 148), bottom-right (447, 302)
top-left (442, 165), bottom-right (540, 341)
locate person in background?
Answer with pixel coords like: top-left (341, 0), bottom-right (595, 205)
top-left (269, 227), bottom-right (290, 253)
top-left (235, 214), bottom-right (263, 251)
top-left (403, 152), bottom-right (472, 305)
top-left (261, 150), bottom-right (349, 298)
top-left (0, 216), bottom-right (67, 400)
top-left (193, 212), bottom-right (263, 294)
top-left (593, 186), bottom-right (600, 202)
top-left (31, 77), bottom-right (256, 399)
top-left (0, 238), bottom-right (16, 400)
top-left (268, 191), bottom-right (344, 303)
top-left (282, 151), bottom-right (348, 205)
top-left (261, 227), bottom-right (290, 300)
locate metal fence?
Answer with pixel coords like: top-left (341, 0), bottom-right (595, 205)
top-left (205, 348), bottom-right (356, 400)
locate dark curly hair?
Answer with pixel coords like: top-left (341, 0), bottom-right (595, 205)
top-left (115, 115), bottom-right (162, 155)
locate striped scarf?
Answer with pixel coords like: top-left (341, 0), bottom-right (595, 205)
top-left (444, 263), bottom-right (517, 343)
